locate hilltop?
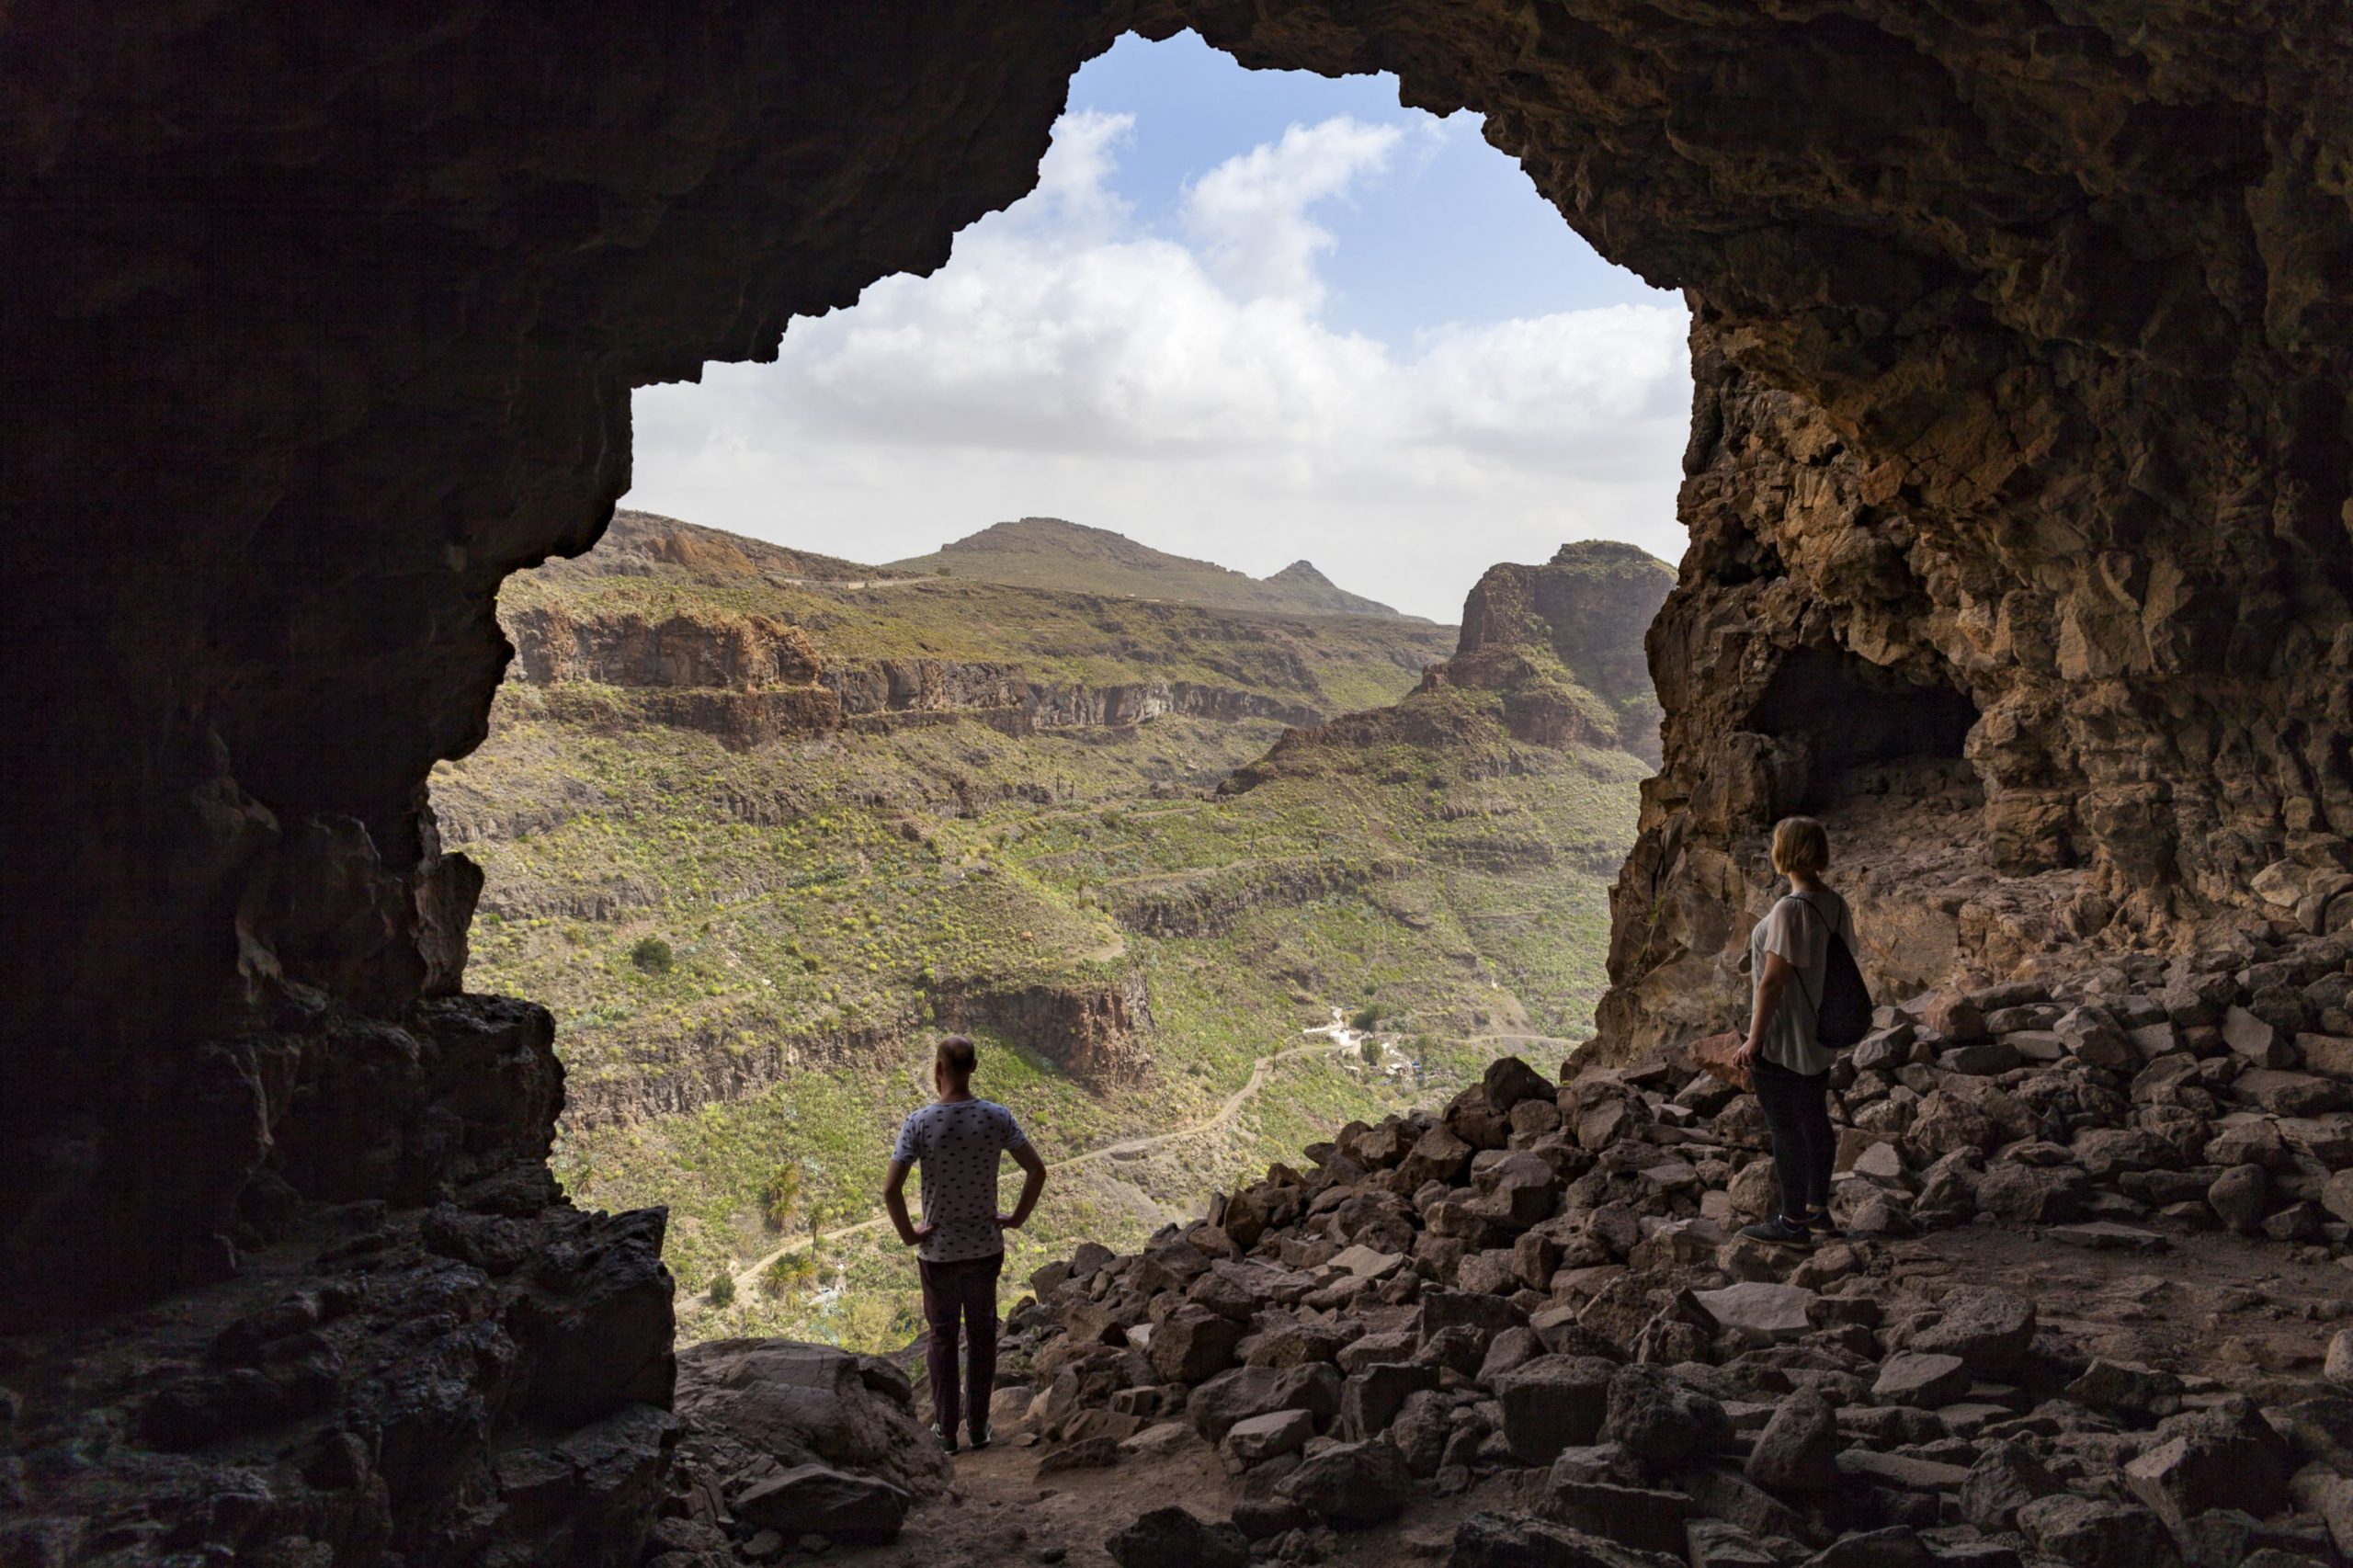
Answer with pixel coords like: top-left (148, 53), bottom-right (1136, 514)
top-left (886, 517), bottom-right (1417, 619)
top-left (552, 507), bottom-right (910, 586)
top-left (433, 514), bottom-right (1659, 1348)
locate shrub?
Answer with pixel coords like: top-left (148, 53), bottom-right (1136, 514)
top-left (758, 1164), bottom-right (801, 1233)
top-left (763, 1252), bottom-right (816, 1300)
top-left (630, 936), bottom-right (674, 973)
top-left (1348, 1004), bottom-right (1383, 1032)
top-left (707, 1272), bottom-right (736, 1308)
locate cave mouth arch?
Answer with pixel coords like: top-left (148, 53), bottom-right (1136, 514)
top-left (493, 32), bottom-right (1695, 1338)
top-left (6, 5), bottom-right (2347, 1561)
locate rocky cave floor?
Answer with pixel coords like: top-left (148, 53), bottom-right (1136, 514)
top-left (649, 923), bottom-right (2353, 1568)
top-left (779, 1223), bottom-right (2353, 1568)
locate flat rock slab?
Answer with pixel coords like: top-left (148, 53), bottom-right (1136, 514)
top-left (1695, 1282), bottom-right (1818, 1346)
top-left (1326, 1244), bottom-right (1404, 1279)
top-left (1836, 1449), bottom-right (1974, 1492)
top-left (2048, 1221), bottom-right (2169, 1254)
top-left (1118, 1421), bottom-right (1198, 1460)
top-left (1546, 1480), bottom-right (1699, 1556)
top-left (733, 1463), bottom-right (912, 1543)
top-left (1873, 1351), bottom-right (1972, 1408)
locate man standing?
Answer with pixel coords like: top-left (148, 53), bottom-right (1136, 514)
top-left (883, 1034), bottom-right (1048, 1453)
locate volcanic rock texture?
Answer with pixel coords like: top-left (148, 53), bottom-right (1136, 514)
top-left (5, 0), bottom-right (2353, 1561)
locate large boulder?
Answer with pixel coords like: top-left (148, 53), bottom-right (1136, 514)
top-left (1871, 1352), bottom-right (1971, 1408)
top-left (1186, 1363), bottom-right (1342, 1444)
top-left (1961, 1440), bottom-right (2063, 1532)
top-left (1484, 1056), bottom-right (1554, 1113)
top-left (1974, 1161), bottom-right (2091, 1222)
top-left (1338, 1361), bottom-right (1443, 1440)
top-left (1494, 1355), bottom-right (1617, 1464)
top-left (1599, 1365), bottom-right (1728, 1470)
top-left (1903, 1289), bottom-right (2032, 1371)
top-left (1447, 1512), bottom-right (1671, 1567)
top-left (1149, 1306), bottom-right (1245, 1383)
top-left (1745, 1389), bottom-right (1837, 1491)
top-left (672, 1338), bottom-right (949, 1507)
top-left (1275, 1440), bottom-right (1413, 1528)
top-left (733, 1464), bottom-right (910, 1545)
top-left (2122, 1402), bottom-right (2295, 1542)
top-left (1105, 1506), bottom-right (1251, 1568)
top-left (1401, 1124), bottom-right (1478, 1187)
top-left (1694, 1282), bottom-right (1816, 1347)
top-left (2016, 1494), bottom-right (2182, 1568)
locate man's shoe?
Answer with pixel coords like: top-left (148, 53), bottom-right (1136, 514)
top-left (968, 1424), bottom-right (992, 1450)
top-left (931, 1423), bottom-right (959, 1454)
top-left (1740, 1215), bottom-right (1815, 1247)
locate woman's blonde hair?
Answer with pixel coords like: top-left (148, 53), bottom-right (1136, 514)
top-left (1771, 816), bottom-right (1831, 876)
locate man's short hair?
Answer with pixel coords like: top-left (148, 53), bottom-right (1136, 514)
top-left (936, 1035), bottom-right (978, 1078)
top-left (1771, 816), bottom-right (1832, 876)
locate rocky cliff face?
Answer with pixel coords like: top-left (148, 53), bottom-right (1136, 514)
top-left (500, 603), bottom-right (1326, 750)
top-left (1595, 301), bottom-right (2353, 1058)
top-left (509, 604), bottom-right (825, 690)
top-left (8, 0), bottom-right (2353, 1559)
top-left (1438, 541), bottom-right (1677, 765)
top-left (1234, 540), bottom-right (1674, 791)
top-left (560, 977), bottom-right (1154, 1130)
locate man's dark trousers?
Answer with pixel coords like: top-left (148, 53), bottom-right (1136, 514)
top-left (918, 1252), bottom-right (1002, 1440)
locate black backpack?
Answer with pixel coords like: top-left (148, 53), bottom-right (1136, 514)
top-left (1788, 893), bottom-right (1872, 1051)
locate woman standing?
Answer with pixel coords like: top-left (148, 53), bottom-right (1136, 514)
top-left (1735, 816), bottom-right (1858, 1246)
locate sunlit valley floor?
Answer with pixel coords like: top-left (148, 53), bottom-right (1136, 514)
top-left (430, 511), bottom-right (1669, 1349)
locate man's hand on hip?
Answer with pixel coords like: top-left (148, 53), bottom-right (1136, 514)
top-left (994, 1210), bottom-right (1023, 1230)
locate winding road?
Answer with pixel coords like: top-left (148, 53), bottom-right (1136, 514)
top-left (699, 1038), bottom-right (1354, 1311)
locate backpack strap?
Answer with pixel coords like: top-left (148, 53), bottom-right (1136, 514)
top-left (1777, 893), bottom-right (1827, 1017)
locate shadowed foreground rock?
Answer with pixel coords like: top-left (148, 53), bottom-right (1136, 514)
top-left (650, 1340), bottom-right (949, 1560)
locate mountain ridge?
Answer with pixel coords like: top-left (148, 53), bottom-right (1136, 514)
top-left (886, 517), bottom-right (1421, 620)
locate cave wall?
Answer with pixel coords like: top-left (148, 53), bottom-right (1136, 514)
top-left (5, 0), bottom-right (2353, 1558)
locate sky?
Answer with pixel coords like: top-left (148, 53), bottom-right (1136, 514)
top-left (624, 31), bottom-right (1691, 623)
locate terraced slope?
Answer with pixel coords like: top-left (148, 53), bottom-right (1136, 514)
top-left (432, 514), bottom-right (1664, 1346)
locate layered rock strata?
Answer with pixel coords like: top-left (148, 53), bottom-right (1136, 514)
top-left (1226, 539), bottom-right (1675, 794)
top-left (994, 925), bottom-right (2353, 1568)
top-left (1430, 541), bottom-right (1676, 764)
top-left (559, 975), bottom-right (1155, 1130)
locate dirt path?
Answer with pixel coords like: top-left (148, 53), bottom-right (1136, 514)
top-left (701, 1040), bottom-right (1352, 1308)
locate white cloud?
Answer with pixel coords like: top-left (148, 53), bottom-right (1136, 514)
top-left (1182, 117), bottom-right (1407, 304)
top-left (627, 110), bottom-right (1691, 621)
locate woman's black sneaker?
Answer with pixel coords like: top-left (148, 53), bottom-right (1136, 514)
top-left (968, 1424), bottom-right (992, 1450)
top-left (931, 1423), bottom-right (959, 1454)
top-left (1740, 1215), bottom-right (1815, 1247)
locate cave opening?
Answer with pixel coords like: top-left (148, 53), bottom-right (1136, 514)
top-left (32, 2), bottom-right (2338, 1559)
top-left (1745, 644), bottom-right (1982, 812)
top-left (472, 28), bottom-right (1699, 1350)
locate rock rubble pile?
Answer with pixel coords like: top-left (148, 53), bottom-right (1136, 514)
top-left (994, 927), bottom-right (2353, 1567)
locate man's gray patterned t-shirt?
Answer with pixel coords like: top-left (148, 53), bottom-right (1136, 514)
top-left (892, 1098), bottom-right (1029, 1263)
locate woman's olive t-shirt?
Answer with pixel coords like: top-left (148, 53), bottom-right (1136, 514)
top-left (1747, 888), bottom-right (1857, 1076)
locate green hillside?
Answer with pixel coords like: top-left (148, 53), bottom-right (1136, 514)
top-left (887, 517), bottom-right (1415, 619)
top-left (433, 512), bottom-right (1658, 1350)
